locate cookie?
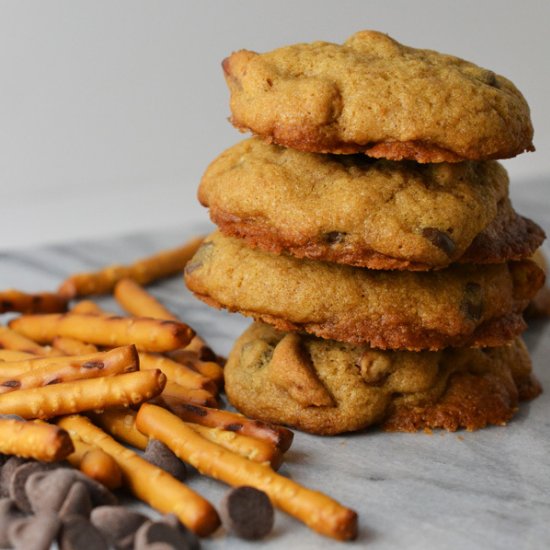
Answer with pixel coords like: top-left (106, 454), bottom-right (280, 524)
top-left (184, 233), bottom-right (544, 350)
top-left (199, 139), bottom-right (544, 269)
top-left (224, 323), bottom-right (541, 434)
top-left (223, 30), bottom-right (534, 162)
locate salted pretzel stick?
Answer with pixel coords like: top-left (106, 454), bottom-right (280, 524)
top-left (9, 313), bottom-right (195, 352)
top-left (58, 236), bottom-right (205, 298)
top-left (67, 436), bottom-right (123, 489)
top-left (0, 346), bottom-right (138, 393)
top-left (0, 349), bottom-right (34, 362)
top-left (53, 336), bottom-right (98, 355)
top-left (137, 404), bottom-right (357, 541)
top-left (114, 278), bottom-right (225, 382)
top-left (58, 415), bottom-right (220, 536)
top-left (0, 417), bottom-right (74, 461)
top-left (160, 383), bottom-right (218, 408)
top-left (0, 289), bottom-right (69, 314)
top-left (0, 326), bottom-right (54, 356)
top-left (164, 402), bottom-right (294, 452)
top-left (139, 352), bottom-right (215, 392)
top-left (0, 369), bottom-right (166, 419)
top-left (91, 408), bottom-right (281, 468)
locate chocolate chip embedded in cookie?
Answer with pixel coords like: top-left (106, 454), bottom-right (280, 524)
top-left (223, 30), bottom-right (534, 162)
top-left (199, 139), bottom-right (544, 269)
top-left (184, 233), bottom-right (544, 351)
top-left (224, 323), bottom-right (540, 435)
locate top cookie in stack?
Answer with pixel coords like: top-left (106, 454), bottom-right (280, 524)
top-left (185, 31), bottom-right (545, 434)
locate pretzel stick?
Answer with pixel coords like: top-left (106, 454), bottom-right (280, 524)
top-left (0, 289), bottom-right (69, 314)
top-left (58, 236), bottom-right (205, 298)
top-left (9, 313), bottom-right (195, 352)
top-left (0, 417), bottom-right (74, 461)
top-left (71, 300), bottom-right (105, 315)
top-left (114, 278), bottom-right (224, 382)
top-left (0, 369), bottom-right (166, 419)
top-left (137, 404), bottom-right (357, 541)
top-left (0, 350), bottom-right (34, 362)
top-left (0, 326), bottom-right (54, 356)
top-left (58, 415), bottom-right (220, 536)
top-left (53, 336), bottom-right (98, 355)
top-left (163, 402), bottom-right (294, 452)
top-left (160, 383), bottom-right (218, 408)
top-left (139, 352), bottom-right (215, 392)
top-left (91, 408), bottom-right (281, 468)
top-left (67, 436), bottom-right (123, 489)
top-left (0, 346), bottom-right (138, 393)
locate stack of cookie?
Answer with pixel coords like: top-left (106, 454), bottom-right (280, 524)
top-left (185, 31), bottom-right (545, 434)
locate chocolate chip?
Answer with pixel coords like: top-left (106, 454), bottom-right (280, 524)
top-left (0, 457), bottom-right (27, 498)
top-left (91, 506), bottom-right (149, 550)
top-left (160, 514), bottom-right (201, 550)
top-left (134, 520), bottom-right (199, 550)
top-left (58, 481), bottom-right (92, 519)
top-left (8, 512), bottom-right (61, 550)
top-left (323, 231), bottom-right (346, 245)
top-left (461, 282), bottom-right (483, 321)
top-left (26, 468), bottom-right (76, 514)
top-left (59, 515), bottom-right (108, 550)
top-left (0, 498), bottom-right (26, 547)
top-left (184, 261), bottom-right (203, 274)
top-left (9, 461), bottom-right (56, 513)
top-left (144, 439), bottom-right (186, 481)
top-left (72, 470), bottom-right (117, 506)
top-left (421, 227), bottom-right (456, 256)
top-left (220, 486), bottom-right (274, 540)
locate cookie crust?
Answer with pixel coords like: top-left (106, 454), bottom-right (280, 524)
top-left (224, 323), bottom-right (541, 434)
top-left (184, 233), bottom-right (544, 351)
top-left (223, 30), bottom-right (534, 162)
top-left (200, 139), bottom-right (544, 269)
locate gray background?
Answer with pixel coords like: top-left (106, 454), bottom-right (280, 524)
top-left (1, 0), bottom-right (549, 250)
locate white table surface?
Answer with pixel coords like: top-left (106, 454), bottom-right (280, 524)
top-left (0, 178), bottom-right (548, 550)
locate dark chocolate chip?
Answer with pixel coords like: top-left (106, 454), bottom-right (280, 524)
top-left (26, 468), bottom-right (76, 514)
top-left (0, 498), bottom-right (26, 547)
top-left (0, 457), bottom-right (27, 498)
top-left (134, 520), bottom-right (198, 550)
top-left (72, 470), bottom-right (117, 506)
top-left (144, 439), bottom-right (186, 481)
top-left (184, 261), bottom-right (203, 274)
top-left (220, 486), bottom-right (274, 540)
top-left (421, 227), bottom-right (456, 256)
top-left (59, 515), bottom-right (108, 550)
top-left (58, 481), bottom-right (92, 519)
top-left (91, 506), bottom-right (149, 550)
top-left (8, 512), bottom-right (61, 550)
top-left (9, 461), bottom-right (56, 513)
top-left (461, 282), bottom-right (484, 321)
top-left (323, 231), bottom-right (346, 245)
top-left (161, 514), bottom-right (201, 550)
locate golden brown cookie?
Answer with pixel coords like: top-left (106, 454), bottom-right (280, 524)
top-left (200, 139), bottom-right (544, 269)
top-left (223, 30), bottom-right (534, 162)
top-left (184, 233), bottom-right (544, 351)
top-left (224, 323), bottom-right (541, 434)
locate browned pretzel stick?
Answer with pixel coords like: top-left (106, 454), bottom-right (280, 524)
top-left (58, 236), bottom-right (205, 297)
top-left (0, 326), bottom-right (55, 356)
top-left (0, 417), bottom-right (74, 461)
top-left (58, 414), bottom-right (220, 536)
top-left (137, 404), bottom-right (357, 541)
top-left (0, 289), bottom-right (69, 314)
top-left (0, 369), bottom-right (166, 419)
top-left (163, 401), bottom-right (294, 452)
top-left (9, 313), bottom-right (195, 352)
top-left (0, 345), bottom-right (138, 393)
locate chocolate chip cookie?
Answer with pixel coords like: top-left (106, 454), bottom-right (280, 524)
top-left (184, 232), bottom-right (544, 350)
top-left (223, 30), bottom-right (534, 162)
top-left (200, 139), bottom-right (544, 269)
top-left (224, 323), bottom-right (541, 434)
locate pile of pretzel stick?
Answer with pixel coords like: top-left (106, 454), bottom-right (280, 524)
top-left (0, 235), bottom-right (358, 542)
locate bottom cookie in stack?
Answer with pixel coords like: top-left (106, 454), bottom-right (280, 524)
top-left (224, 323), bottom-right (541, 435)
